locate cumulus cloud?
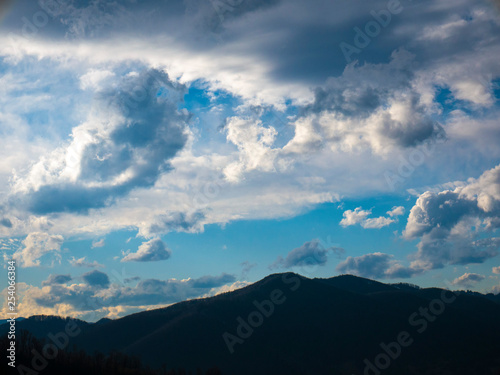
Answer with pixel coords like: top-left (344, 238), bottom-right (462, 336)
top-left (336, 252), bottom-right (422, 279)
top-left (340, 208), bottom-right (371, 227)
top-left (271, 239), bottom-right (344, 269)
top-left (13, 232), bottom-right (64, 267)
top-left (223, 116), bottom-right (280, 182)
top-left (137, 210), bottom-right (205, 238)
top-left (82, 270), bottom-right (110, 288)
top-left (122, 238), bottom-right (172, 262)
top-left (403, 164), bottom-right (500, 270)
top-left (11, 69), bottom-right (189, 215)
top-left (340, 206), bottom-right (404, 229)
top-left (452, 273), bottom-right (485, 288)
top-left (42, 274), bottom-right (72, 286)
top-left (388, 206), bottom-right (405, 217)
top-left (283, 51), bottom-right (445, 156)
top-left (68, 256), bottom-right (104, 268)
top-left (493, 266), bottom-right (500, 274)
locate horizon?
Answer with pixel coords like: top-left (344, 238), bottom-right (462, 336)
top-left (1, 0), bottom-right (500, 325)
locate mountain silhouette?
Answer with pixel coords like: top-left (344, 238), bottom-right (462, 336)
top-left (3, 273), bottom-right (500, 375)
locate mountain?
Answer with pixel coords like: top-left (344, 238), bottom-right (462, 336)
top-left (0, 317), bottom-right (25, 326)
top-left (3, 273), bottom-right (500, 375)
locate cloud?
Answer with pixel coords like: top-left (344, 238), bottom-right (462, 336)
top-left (124, 276), bottom-right (141, 284)
top-left (82, 270), bottom-right (110, 289)
top-left (91, 239), bottom-right (105, 248)
top-left (387, 206), bottom-right (405, 217)
top-left (80, 69), bottom-right (115, 90)
top-left (122, 238), bottom-right (172, 262)
top-left (403, 164), bottom-right (500, 270)
top-left (336, 252), bottom-right (422, 279)
top-left (137, 210), bottom-right (206, 238)
top-left (190, 273), bottom-right (236, 288)
top-left (340, 206), bottom-right (404, 229)
top-left (42, 274), bottom-right (72, 286)
top-left (0, 0), bottom-right (499, 251)
top-left (13, 232), bottom-right (64, 267)
top-left (29, 272), bottom-right (240, 318)
top-left (223, 116), bottom-right (279, 182)
top-left (340, 207), bottom-right (371, 227)
top-left (271, 239), bottom-right (344, 269)
top-left (11, 69), bottom-right (189, 214)
top-left (452, 273), bottom-right (486, 288)
top-left (0, 218), bottom-right (12, 228)
top-left (283, 51), bottom-right (445, 156)
top-left (240, 261), bottom-right (256, 277)
top-left (68, 256), bottom-right (104, 268)
top-left (493, 266), bottom-right (500, 274)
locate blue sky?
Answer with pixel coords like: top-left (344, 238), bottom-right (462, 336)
top-left (1, 0), bottom-right (500, 321)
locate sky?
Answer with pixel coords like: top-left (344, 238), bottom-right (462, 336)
top-left (0, 0), bottom-right (500, 322)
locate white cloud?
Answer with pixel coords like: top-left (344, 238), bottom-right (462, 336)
top-left (68, 256), bottom-right (104, 268)
top-left (452, 273), bottom-right (485, 288)
top-left (387, 206), bottom-right (405, 217)
top-left (91, 239), bottom-right (105, 248)
top-left (80, 69), bottom-right (115, 90)
top-left (122, 238), bottom-right (172, 262)
top-left (340, 206), bottom-right (402, 229)
top-left (223, 116), bottom-right (279, 182)
top-left (340, 207), bottom-right (372, 227)
top-left (13, 232), bottom-right (64, 267)
top-left (403, 163), bottom-right (500, 270)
